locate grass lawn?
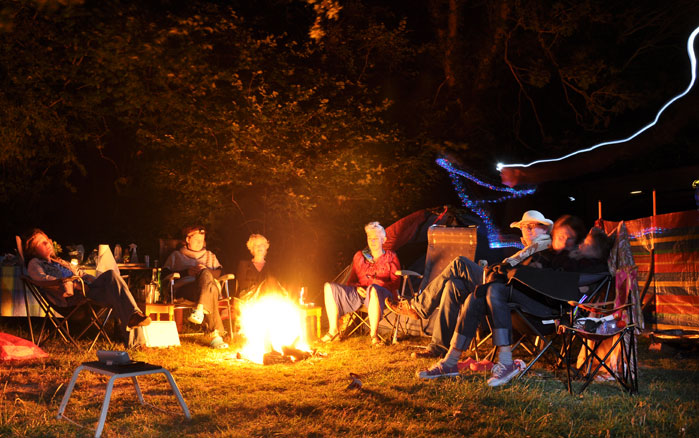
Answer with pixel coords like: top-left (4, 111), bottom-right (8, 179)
top-left (1, 320), bottom-right (697, 438)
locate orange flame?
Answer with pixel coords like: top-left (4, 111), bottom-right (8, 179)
top-left (237, 293), bottom-right (310, 364)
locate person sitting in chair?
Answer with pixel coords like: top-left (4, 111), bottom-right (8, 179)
top-left (236, 234), bottom-right (279, 300)
top-left (387, 210), bottom-right (556, 358)
top-left (24, 229), bottom-right (151, 342)
top-left (321, 222), bottom-right (400, 346)
top-left (417, 226), bottom-right (612, 385)
top-left (162, 225), bottom-right (228, 349)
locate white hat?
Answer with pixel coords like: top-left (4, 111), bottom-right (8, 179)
top-left (510, 210), bottom-right (553, 229)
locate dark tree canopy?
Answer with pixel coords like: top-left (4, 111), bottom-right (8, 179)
top-left (1, 0), bottom-right (697, 291)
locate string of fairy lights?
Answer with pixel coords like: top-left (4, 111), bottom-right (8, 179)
top-left (436, 158), bottom-right (534, 248)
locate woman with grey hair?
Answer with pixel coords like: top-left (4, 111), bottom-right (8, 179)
top-left (321, 222), bottom-right (401, 346)
top-left (236, 234), bottom-right (273, 298)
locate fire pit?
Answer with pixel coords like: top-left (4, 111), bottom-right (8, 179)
top-left (236, 293), bottom-right (317, 364)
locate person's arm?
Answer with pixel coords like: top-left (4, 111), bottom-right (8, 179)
top-left (347, 252), bottom-right (362, 286)
top-left (483, 262), bottom-right (510, 284)
top-left (208, 252), bottom-right (223, 279)
top-left (387, 252), bottom-right (401, 298)
top-left (162, 251), bottom-right (193, 278)
top-left (27, 258), bottom-right (76, 298)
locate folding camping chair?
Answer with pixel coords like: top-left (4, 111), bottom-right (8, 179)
top-left (16, 236), bottom-right (113, 351)
top-left (559, 223), bottom-right (641, 394)
top-left (339, 267), bottom-right (417, 344)
top-left (159, 239), bottom-right (235, 337)
top-left (384, 225), bottom-right (491, 353)
top-left (501, 270), bottom-right (613, 380)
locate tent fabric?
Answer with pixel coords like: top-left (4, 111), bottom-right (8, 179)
top-left (0, 332), bottom-right (48, 361)
top-left (600, 210), bottom-right (699, 330)
top-left (383, 208), bottom-right (433, 252)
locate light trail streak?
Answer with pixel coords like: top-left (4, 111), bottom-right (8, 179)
top-left (497, 25), bottom-right (699, 171)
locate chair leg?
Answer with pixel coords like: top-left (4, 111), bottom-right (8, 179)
top-left (225, 301), bottom-right (234, 338)
top-left (76, 305), bottom-right (113, 351)
top-left (24, 291), bottom-right (35, 345)
top-left (564, 331), bottom-right (574, 394)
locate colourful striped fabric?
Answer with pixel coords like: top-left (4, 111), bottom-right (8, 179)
top-left (602, 210), bottom-right (699, 330)
top-left (0, 266), bottom-right (43, 317)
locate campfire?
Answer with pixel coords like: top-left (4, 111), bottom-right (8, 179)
top-left (236, 293), bottom-right (314, 364)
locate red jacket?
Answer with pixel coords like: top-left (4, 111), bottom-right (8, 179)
top-left (347, 249), bottom-right (401, 298)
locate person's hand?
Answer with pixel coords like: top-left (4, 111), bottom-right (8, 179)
top-left (357, 287), bottom-right (367, 299)
top-left (61, 278), bottom-right (74, 298)
top-left (484, 264), bottom-right (507, 283)
top-left (187, 264), bottom-right (207, 276)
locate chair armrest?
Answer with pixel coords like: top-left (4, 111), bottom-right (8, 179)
top-left (162, 272), bottom-right (180, 282)
top-left (395, 270), bottom-right (423, 278)
top-left (567, 301), bottom-right (630, 315)
top-left (216, 274), bottom-right (236, 299)
top-left (22, 276), bottom-right (73, 288)
top-left (218, 273), bottom-right (235, 282)
top-left (23, 275), bottom-right (86, 298)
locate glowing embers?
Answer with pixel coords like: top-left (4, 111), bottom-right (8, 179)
top-left (237, 293), bottom-right (312, 364)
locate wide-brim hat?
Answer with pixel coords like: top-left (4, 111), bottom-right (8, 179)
top-left (510, 210), bottom-right (553, 229)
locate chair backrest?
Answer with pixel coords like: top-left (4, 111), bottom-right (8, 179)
top-left (604, 222), bottom-right (642, 329)
top-left (159, 239), bottom-right (182, 267)
top-left (15, 235), bottom-right (26, 266)
top-left (419, 226), bottom-right (477, 290)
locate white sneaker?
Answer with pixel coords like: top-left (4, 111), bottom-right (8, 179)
top-left (188, 308), bottom-right (204, 325)
top-left (487, 360), bottom-right (525, 387)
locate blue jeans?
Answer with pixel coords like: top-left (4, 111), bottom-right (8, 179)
top-left (412, 256), bottom-right (483, 353)
top-left (486, 281), bottom-right (557, 347)
top-left (451, 281), bottom-right (558, 351)
top-left (85, 270), bottom-right (140, 334)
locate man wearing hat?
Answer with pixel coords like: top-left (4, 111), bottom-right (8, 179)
top-left (387, 210), bottom-right (554, 359)
top-left (416, 219), bottom-right (611, 386)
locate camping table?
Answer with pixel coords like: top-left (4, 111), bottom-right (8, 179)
top-left (57, 360), bottom-right (190, 438)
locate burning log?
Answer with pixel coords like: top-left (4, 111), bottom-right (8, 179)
top-left (281, 345), bottom-right (312, 362)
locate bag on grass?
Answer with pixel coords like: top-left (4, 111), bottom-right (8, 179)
top-left (0, 333), bottom-right (48, 361)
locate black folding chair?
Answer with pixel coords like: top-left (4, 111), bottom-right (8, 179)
top-left (560, 222), bottom-right (640, 394)
top-left (560, 273), bottom-right (638, 394)
top-left (17, 236), bottom-right (113, 351)
top-left (501, 270), bottom-right (613, 381)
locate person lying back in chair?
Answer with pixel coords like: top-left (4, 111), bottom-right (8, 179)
top-left (387, 211), bottom-right (585, 359)
top-left (162, 225), bottom-right (228, 349)
top-left (416, 226), bottom-right (612, 386)
top-left (321, 221), bottom-right (401, 346)
top-left (24, 229), bottom-right (151, 342)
